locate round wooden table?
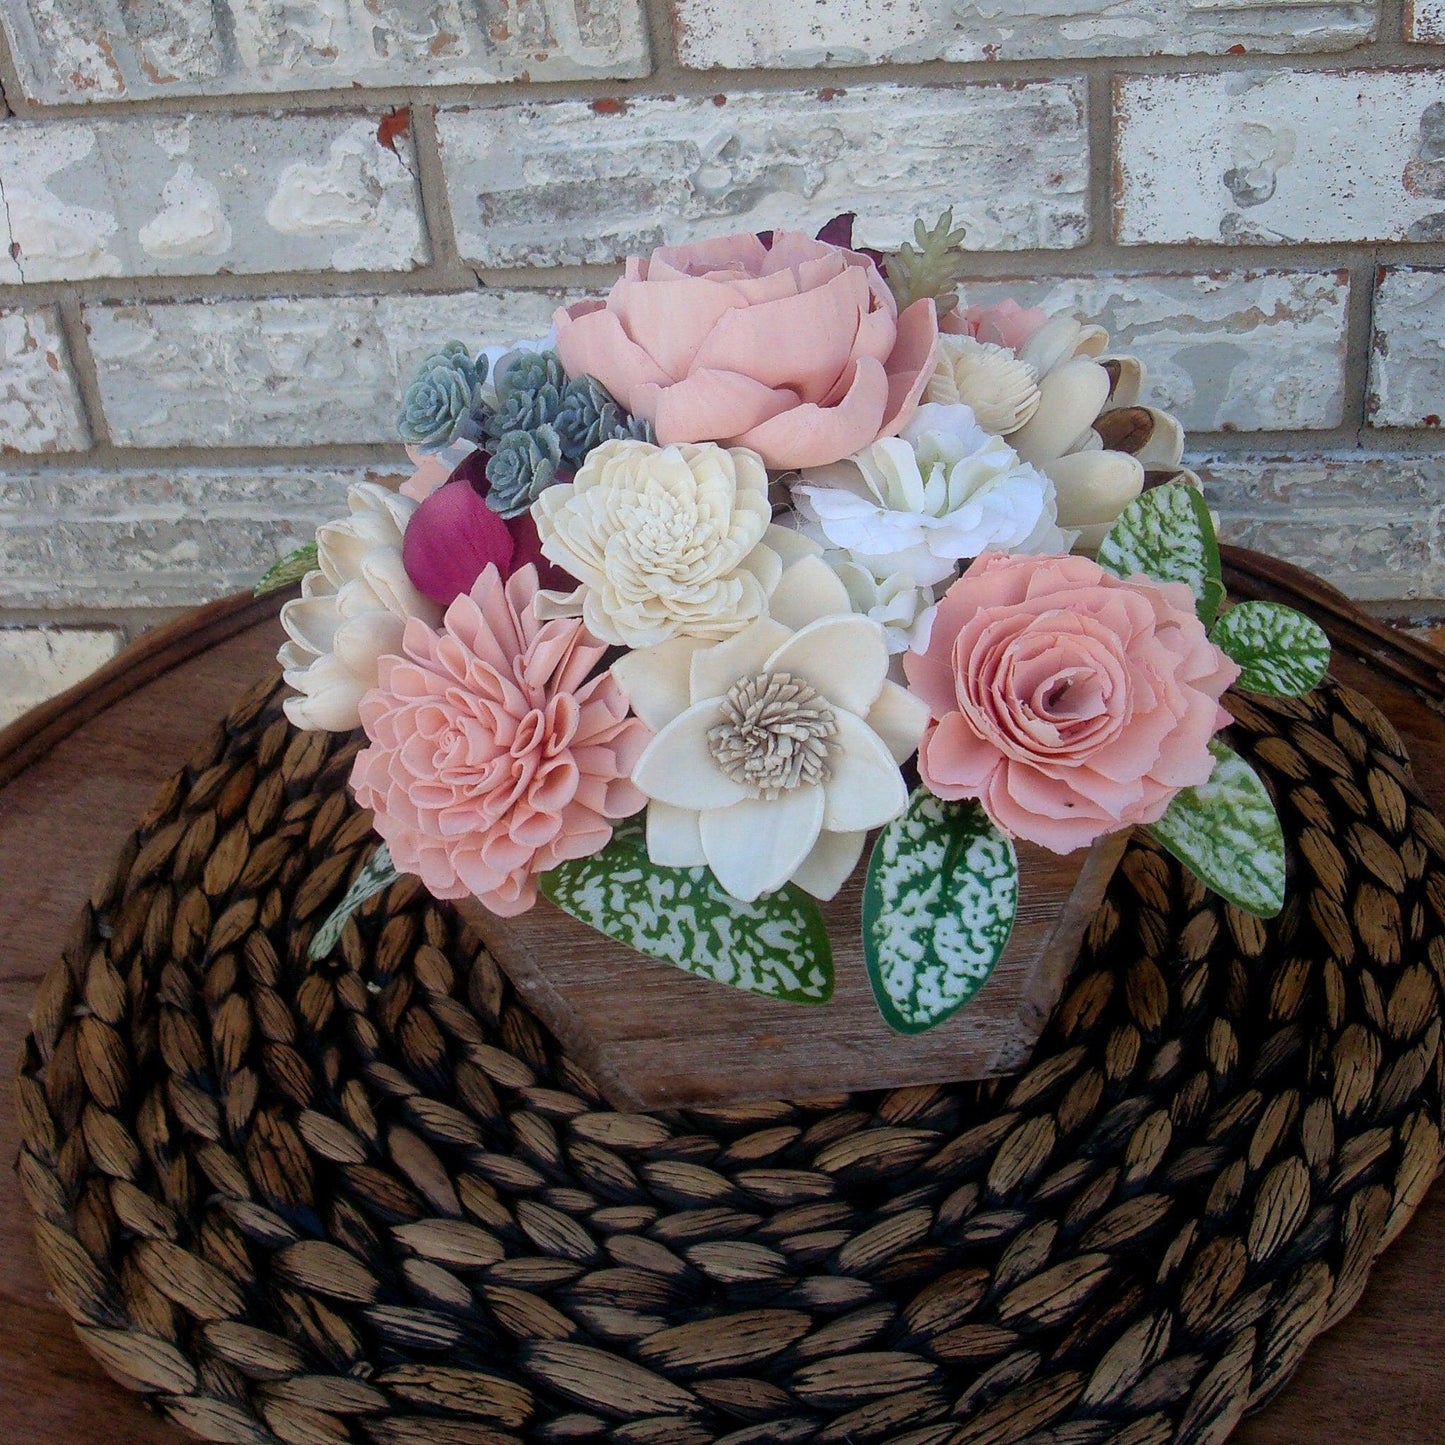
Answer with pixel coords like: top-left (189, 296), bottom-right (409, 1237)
top-left (3, 559), bottom-right (1445, 1445)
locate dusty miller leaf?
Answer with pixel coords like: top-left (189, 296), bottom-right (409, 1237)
top-left (541, 827), bottom-right (833, 1004)
top-left (1147, 741), bottom-right (1286, 918)
top-left (309, 844), bottom-right (399, 960)
top-left (862, 789), bottom-right (1018, 1034)
top-left (255, 542), bottom-right (318, 597)
top-left (1211, 601), bottom-right (1330, 697)
top-left (1096, 482), bottom-right (1225, 627)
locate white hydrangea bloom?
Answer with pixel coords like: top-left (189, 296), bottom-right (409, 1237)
top-left (793, 402), bottom-right (1074, 588)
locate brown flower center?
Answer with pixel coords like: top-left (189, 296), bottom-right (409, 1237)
top-left (707, 670), bottom-right (838, 800)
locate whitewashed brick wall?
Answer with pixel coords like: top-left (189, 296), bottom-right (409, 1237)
top-left (0, 0), bottom-right (1441, 715)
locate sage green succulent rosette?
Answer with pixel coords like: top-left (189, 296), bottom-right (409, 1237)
top-left (554, 374), bottom-right (655, 467)
top-left (397, 341), bottom-right (488, 450)
top-left (485, 426), bottom-right (564, 519)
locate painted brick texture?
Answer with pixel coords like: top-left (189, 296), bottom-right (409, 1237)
top-left (1115, 69), bottom-right (1445, 246)
top-left (0, 1), bottom-right (651, 104)
top-left (671, 0), bottom-right (1376, 67)
top-left (0, 112), bottom-right (426, 282)
top-left (0, 0), bottom-right (1439, 722)
top-left (437, 84), bottom-right (1092, 264)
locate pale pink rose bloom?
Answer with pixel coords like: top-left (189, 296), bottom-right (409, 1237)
top-left (553, 231), bottom-right (939, 470)
top-left (351, 565), bottom-right (651, 915)
top-left (399, 445), bottom-right (457, 502)
top-left (946, 299), bottom-right (1049, 352)
top-left (905, 552), bottom-right (1239, 853)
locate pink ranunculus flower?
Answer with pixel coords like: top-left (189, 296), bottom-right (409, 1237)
top-left (946, 298), bottom-right (1049, 352)
top-left (905, 553), bottom-right (1240, 853)
top-left (553, 230), bottom-right (940, 470)
top-left (351, 565), bottom-right (651, 916)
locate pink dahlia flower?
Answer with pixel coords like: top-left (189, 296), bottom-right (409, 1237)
top-left (905, 553), bottom-right (1239, 853)
top-left (351, 565), bottom-right (651, 915)
top-left (553, 230), bottom-right (939, 470)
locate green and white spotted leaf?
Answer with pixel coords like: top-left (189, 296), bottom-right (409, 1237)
top-left (1211, 601), bottom-right (1330, 697)
top-left (1147, 741), bottom-right (1286, 918)
top-left (255, 542), bottom-right (318, 597)
top-left (1097, 482), bottom-right (1225, 627)
top-left (540, 827), bottom-right (833, 1004)
top-left (863, 789), bottom-right (1018, 1035)
top-left (309, 844), bottom-right (400, 960)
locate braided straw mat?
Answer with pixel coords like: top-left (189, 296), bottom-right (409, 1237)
top-left (15, 661), bottom-right (1445, 1445)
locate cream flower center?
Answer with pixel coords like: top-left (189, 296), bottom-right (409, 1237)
top-left (707, 671), bottom-right (838, 799)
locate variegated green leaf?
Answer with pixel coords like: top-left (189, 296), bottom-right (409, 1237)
top-left (309, 844), bottom-right (399, 960)
top-left (540, 828), bottom-right (833, 1004)
top-left (255, 542), bottom-right (318, 597)
top-left (1097, 481), bottom-right (1225, 627)
top-left (1147, 741), bottom-right (1286, 918)
top-left (1211, 601), bottom-right (1330, 697)
top-left (863, 789), bottom-right (1018, 1034)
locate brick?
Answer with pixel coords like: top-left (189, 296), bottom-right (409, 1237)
top-left (0, 0), bottom-right (650, 105)
top-left (1369, 268), bottom-right (1445, 429)
top-left (437, 83), bottom-right (1091, 266)
top-left (0, 307), bottom-right (89, 454)
top-left (672, 0), bottom-right (1374, 67)
top-left (0, 626), bottom-right (122, 725)
top-left (82, 291), bottom-right (563, 449)
top-left (0, 113), bottom-right (426, 283)
top-left (1195, 453), bottom-right (1444, 603)
top-left (1115, 69), bottom-right (1445, 246)
top-left (0, 464), bottom-right (406, 608)
top-left (960, 271), bottom-right (1350, 432)
top-left (1407, 0), bottom-right (1445, 41)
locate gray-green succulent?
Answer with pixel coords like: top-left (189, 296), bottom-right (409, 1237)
top-left (397, 341), bottom-right (487, 449)
top-left (555, 374), bottom-right (655, 466)
top-left (486, 425), bottom-right (564, 518)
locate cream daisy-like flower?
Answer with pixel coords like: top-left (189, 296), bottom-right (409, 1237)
top-left (278, 483), bottom-right (441, 732)
top-left (925, 334), bottom-right (1041, 435)
top-left (532, 437), bottom-right (790, 649)
top-left (613, 550), bottom-right (931, 903)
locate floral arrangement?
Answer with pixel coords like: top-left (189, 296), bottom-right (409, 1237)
top-left (265, 214), bottom-right (1331, 1034)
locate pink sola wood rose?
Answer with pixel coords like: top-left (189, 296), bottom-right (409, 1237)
top-left (350, 564), bottom-right (651, 916)
top-left (553, 230), bottom-right (939, 470)
top-left (905, 553), bottom-right (1240, 853)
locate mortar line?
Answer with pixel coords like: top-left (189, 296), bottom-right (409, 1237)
top-left (0, 42), bottom-right (1439, 122)
top-left (51, 295), bottom-right (111, 450)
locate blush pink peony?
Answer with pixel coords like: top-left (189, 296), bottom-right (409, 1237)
top-left (553, 230), bottom-right (939, 470)
top-left (350, 565), bottom-right (650, 915)
top-left (905, 553), bottom-right (1240, 853)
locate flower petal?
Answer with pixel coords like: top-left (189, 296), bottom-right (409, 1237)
top-left (689, 618), bottom-right (792, 703)
top-left (641, 368), bottom-right (797, 446)
top-left (789, 828), bottom-right (867, 901)
top-left (699, 787), bottom-right (826, 902)
top-left (611, 636), bottom-right (708, 731)
top-left (734, 354), bottom-right (891, 469)
top-left (822, 710), bottom-right (908, 831)
top-left (646, 802), bottom-right (707, 868)
top-left (631, 699), bottom-right (751, 809)
top-left (553, 302), bottom-right (674, 414)
top-left (865, 680), bottom-right (932, 763)
top-left (766, 554), bottom-right (853, 632)
top-left (765, 612), bottom-right (889, 716)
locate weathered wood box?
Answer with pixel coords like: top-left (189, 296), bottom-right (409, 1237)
top-left (456, 829), bottom-right (1129, 1111)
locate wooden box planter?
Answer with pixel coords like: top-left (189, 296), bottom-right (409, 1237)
top-left (455, 827), bottom-right (1130, 1111)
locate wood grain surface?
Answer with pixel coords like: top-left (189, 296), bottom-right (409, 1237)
top-left (2, 569), bottom-right (1444, 1443)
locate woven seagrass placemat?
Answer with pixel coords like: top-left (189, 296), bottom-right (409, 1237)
top-left (14, 660), bottom-right (1445, 1445)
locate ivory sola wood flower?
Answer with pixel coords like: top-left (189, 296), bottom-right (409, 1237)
top-left (350, 565), bottom-right (651, 917)
top-left (613, 550), bottom-right (932, 903)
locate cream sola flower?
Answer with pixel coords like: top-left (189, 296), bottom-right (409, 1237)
top-left (531, 436), bottom-right (793, 648)
top-left (792, 402), bottom-right (1074, 593)
top-left (613, 546), bottom-right (931, 903)
top-left (278, 483), bottom-right (441, 731)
